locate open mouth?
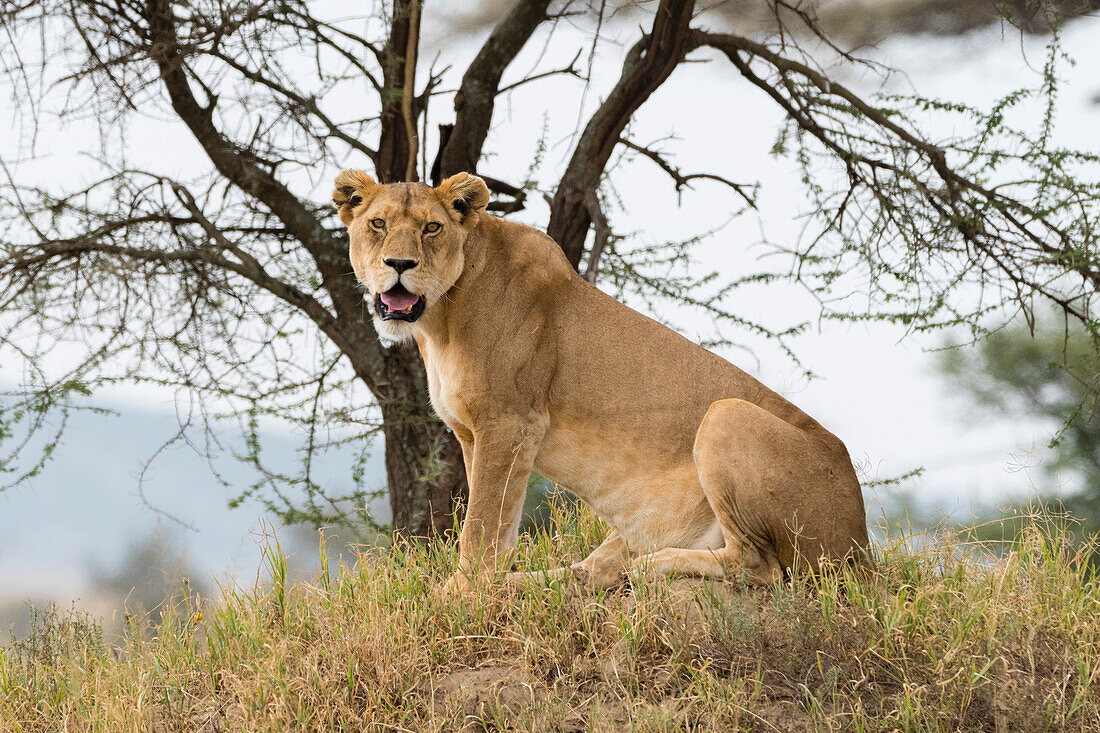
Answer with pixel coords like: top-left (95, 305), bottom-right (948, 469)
top-left (375, 283), bottom-right (426, 322)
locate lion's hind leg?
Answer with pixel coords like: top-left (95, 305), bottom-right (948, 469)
top-left (692, 398), bottom-right (869, 579)
top-left (507, 528), bottom-right (631, 589)
top-left (631, 536), bottom-right (782, 585)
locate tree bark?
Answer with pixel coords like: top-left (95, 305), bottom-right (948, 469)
top-left (378, 0), bottom-right (416, 185)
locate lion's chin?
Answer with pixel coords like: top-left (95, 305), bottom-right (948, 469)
top-left (373, 317), bottom-right (419, 348)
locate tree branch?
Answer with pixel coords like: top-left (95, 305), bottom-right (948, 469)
top-left (203, 48), bottom-right (379, 164)
top-left (143, 0), bottom-right (386, 383)
top-left (481, 174), bottom-right (527, 214)
top-left (582, 190), bottom-right (610, 283)
top-left (401, 0), bottom-right (421, 181)
top-left (10, 236), bottom-right (347, 352)
top-left (547, 0), bottom-right (696, 269)
top-left (437, 0), bottom-right (553, 179)
top-left (495, 48), bottom-right (585, 95)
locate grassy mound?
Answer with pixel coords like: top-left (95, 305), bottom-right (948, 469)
top-left (2, 507), bottom-right (1099, 731)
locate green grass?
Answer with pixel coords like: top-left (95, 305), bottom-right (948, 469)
top-left (3, 503), bottom-right (1100, 731)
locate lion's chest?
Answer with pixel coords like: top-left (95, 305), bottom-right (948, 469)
top-left (421, 344), bottom-right (474, 442)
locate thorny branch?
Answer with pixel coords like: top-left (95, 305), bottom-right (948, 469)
top-left (693, 29), bottom-right (1100, 325)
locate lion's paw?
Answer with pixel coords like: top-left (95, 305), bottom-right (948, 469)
top-left (439, 572), bottom-right (475, 599)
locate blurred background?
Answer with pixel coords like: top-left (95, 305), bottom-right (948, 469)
top-left (1, 0), bottom-right (1098, 637)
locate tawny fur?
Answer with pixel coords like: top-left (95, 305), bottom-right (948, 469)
top-left (335, 170), bottom-right (870, 592)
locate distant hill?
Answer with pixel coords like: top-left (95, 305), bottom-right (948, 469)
top-left (0, 402), bottom-right (387, 617)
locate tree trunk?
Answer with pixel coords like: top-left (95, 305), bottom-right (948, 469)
top-left (377, 0), bottom-right (416, 185)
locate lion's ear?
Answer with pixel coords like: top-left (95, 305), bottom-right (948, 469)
top-left (332, 169), bottom-right (379, 226)
top-left (434, 172), bottom-right (490, 225)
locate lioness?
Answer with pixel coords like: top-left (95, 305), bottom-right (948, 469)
top-left (333, 170), bottom-right (870, 591)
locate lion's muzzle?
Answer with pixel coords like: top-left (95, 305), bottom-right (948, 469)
top-left (375, 284), bottom-right (426, 322)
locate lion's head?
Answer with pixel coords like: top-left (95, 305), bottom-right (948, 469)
top-left (333, 170), bottom-right (490, 346)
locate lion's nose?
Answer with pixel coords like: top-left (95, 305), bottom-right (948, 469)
top-left (384, 258), bottom-right (418, 274)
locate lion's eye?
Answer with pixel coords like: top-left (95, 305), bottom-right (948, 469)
top-left (370, 218), bottom-right (386, 230)
top-left (424, 222), bottom-right (442, 234)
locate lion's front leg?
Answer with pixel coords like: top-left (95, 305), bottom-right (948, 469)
top-left (448, 414), bottom-right (546, 592)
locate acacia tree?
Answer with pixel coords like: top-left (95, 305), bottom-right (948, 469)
top-left (1, 0), bottom-right (1097, 537)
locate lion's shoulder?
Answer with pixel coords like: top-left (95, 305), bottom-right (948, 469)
top-left (473, 216), bottom-right (577, 280)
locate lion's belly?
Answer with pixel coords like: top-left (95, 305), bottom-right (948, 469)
top-left (534, 419), bottom-right (722, 553)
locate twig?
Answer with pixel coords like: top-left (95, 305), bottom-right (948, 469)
top-left (618, 137), bottom-right (757, 208)
top-left (496, 48), bottom-right (585, 95)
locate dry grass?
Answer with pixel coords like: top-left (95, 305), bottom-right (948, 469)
top-left (2, 504), bottom-right (1100, 732)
